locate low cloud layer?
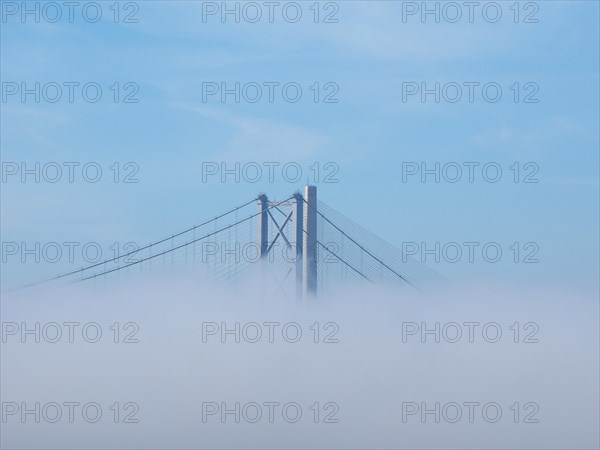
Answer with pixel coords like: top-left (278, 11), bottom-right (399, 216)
top-left (1, 274), bottom-right (598, 449)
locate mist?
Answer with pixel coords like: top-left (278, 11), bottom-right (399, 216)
top-left (1, 273), bottom-right (598, 449)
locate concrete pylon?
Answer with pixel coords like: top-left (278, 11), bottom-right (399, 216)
top-left (292, 191), bottom-right (304, 300)
top-left (257, 193), bottom-right (269, 293)
top-left (257, 193), bottom-right (269, 259)
top-left (302, 185), bottom-right (317, 298)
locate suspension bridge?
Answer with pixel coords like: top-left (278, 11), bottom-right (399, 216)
top-left (9, 186), bottom-right (442, 298)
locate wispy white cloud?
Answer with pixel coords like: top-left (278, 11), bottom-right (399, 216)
top-left (469, 116), bottom-right (589, 155)
top-left (173, 104), bottom-right (327, 161)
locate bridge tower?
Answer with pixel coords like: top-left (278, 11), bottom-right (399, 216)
top-left (258, 193), bottom-right (269, 259)
top-left (303, 185), bottom-right (318, 298)
top-left (292, 191), bottom-right (304, 299)
top-left (257, 185), bottom-right (317, 299)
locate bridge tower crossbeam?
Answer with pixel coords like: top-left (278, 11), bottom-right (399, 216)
top-left (257, 185), bottom-right (318, 299)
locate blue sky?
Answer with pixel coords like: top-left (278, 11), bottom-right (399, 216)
top-left (1, 0), bottom-right (599, 290)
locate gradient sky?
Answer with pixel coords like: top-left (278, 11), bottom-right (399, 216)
top-left (1, 0), bottom-right (599, 291)
top-left (1, 5), bottom-right (599, 448)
